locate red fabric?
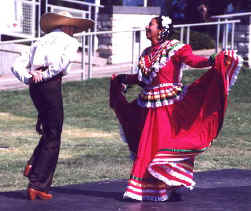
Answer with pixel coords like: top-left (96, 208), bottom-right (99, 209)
top-left (176, 44), bottom-right (210, 68)
top-left (110, 48), bottom-right (241, 201)
top-left (157, 44), bottom-right (209, 85)
top-left (110, 50), bottom-right (234, 152)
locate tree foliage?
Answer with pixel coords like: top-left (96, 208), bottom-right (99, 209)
top-left (98, 0), bottom-right (251, 23)
top-left (169, 0), bottom-right (250, 24)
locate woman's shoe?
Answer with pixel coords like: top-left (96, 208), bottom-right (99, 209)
top-left (27, 188), bottom-right (53, 200)
top-left (23, 164), bottom-right (32, 177)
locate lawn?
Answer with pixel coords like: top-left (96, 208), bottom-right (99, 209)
top-left (0, 67), bottom-right (250, 192)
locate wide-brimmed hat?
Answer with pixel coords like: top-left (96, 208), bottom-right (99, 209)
top-left (40, 11), bottom-right (94, 33)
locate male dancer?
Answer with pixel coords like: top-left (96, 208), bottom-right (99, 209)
top-left (12, 11), bottom-right (93, 200)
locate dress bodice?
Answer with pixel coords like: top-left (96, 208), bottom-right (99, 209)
top-left (137, 40), bottom-right (209, 108)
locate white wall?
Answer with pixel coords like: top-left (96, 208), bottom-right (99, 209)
top-left (0, 0), bottom-right (23, 33)
top-left (110, 13), bottom-right (154, 64)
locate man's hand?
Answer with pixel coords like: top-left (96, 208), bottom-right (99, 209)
top-left (29, 70), bottom-right (43, 83)
top-left (208, 53), bottom-right (217, 66)
top-left (138, 56), bottom-right (145, 69)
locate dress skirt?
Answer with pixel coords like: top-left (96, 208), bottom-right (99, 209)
top-left (110, 50), bottom-right (242, 201)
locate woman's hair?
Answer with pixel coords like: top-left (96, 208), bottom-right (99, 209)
top-left (154, 16), bottom-right (174, 42)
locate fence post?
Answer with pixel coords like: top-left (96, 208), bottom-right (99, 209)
top-left (222, 18), bottom-right (228, 50)
top-left (180, 27), bottom-right (184, 43)
top-left (231, 22), bottom-right (235, 49)
top-left (88, 34), bottom-right (93, 79)
top-left (38, 2), bottom-right (41, 37)
top-left (45, 0), bottom-right (48, 13)
top-left (225, 18), bottom-right (229, 49)
top-left (131, 30), bottom-right (135, 74)
top-left (32, 0), bottom-right (36, 37)
top-left (138, 30), bottom-right (141, 60)
top-left (186, 27), bottom-right (190, 44)
top-left (81, 35), bottom-right (86, 80)
top-left (216, 20), bottom-right (220, 53)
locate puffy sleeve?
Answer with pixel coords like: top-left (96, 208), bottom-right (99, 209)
top-left (176, 44), bottom-right (210, 68)
top-left (11, 51), bottom-right (31, 85)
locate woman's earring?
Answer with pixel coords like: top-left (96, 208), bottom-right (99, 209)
top-left (158, 31), bottom-right (161, 40)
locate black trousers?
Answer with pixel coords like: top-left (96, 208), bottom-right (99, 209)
top-left (28, 76), bottom-right (63, 192)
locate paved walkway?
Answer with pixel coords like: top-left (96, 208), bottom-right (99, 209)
top-left (0, 49), bottom-right (215, 91)
top-left (0, 62), bottom-right (132, 91)
top-left (0, 169), bottom-right (250, 211)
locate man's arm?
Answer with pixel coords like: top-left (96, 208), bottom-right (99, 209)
top-left (11, 54), bottom-right (32, 85)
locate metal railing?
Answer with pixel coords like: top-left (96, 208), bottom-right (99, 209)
top-left (211, 12), bottom-right (251, 50)
top-left (75, 19), bottom-right (240, 80)
top-left (0, 0), bottom-right (103, 39)
top-left (75, 28), bottom-right (145, 80)
top-left (175, 19), bottom-right (240, 52)
top-left (0, 19), bottom-right (241, 80)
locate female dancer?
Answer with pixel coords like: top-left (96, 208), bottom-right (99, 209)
top-left (110, 16), bottom-right (242, 201)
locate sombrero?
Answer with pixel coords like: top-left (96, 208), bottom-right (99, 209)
top-left (40, 11), bottom-right (94, 33)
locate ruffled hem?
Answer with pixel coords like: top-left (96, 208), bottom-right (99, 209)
top-left (148, 162), bottom-right (195, 190)
top-left (123, 178), bottom-right (173, 201)
top-left (228, 50), bottom-right (243, 91)
top-left (123, 191), bottom-right (170, 202)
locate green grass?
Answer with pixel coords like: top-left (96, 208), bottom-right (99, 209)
top-left (0, 68), bottom-right (251, 191)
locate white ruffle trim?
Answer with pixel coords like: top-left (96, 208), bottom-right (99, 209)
top-left (148, 161), bottom-right (195, 190)
top-left (138, 40), bottom-right (185, 85)
top-left (123, 189), bottom-right (170, 202)
top-left (228, 51), bottom-right (243, 91)
top-left (137, 85), bottom-right (188, 108)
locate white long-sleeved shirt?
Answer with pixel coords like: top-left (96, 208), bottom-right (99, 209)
top-left (11, 29), bottom-right (80, 84)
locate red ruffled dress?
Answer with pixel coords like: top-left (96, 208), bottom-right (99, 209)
top-left (110, 40), bottom-right (243, 201)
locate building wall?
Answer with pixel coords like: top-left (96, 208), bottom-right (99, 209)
top-left (111, 13), bottom-right (154, 64)
top-left (98, 6), bottom-right (160, 64)
top-left (0, 44), bottom-right (29, 76)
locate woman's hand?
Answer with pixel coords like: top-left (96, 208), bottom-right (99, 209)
top-left (116, 74), bottom-right (128, 84)
top-left (29, 70), bottom-right (43, 83)
top-left (208, 53), bottom-right (217, 66)
top-left (138, 56), bottom-right (145, 70)
top-left (115, 74), bottom-right (128, 93)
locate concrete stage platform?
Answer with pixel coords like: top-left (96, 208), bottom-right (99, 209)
top-left (0, 169), bottom-right (250, 211)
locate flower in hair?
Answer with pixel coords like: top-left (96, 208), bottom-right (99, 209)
top-left (159, 16), bottom-right (173, 42)
top-left (162, 16), bottom-right (172, 28)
